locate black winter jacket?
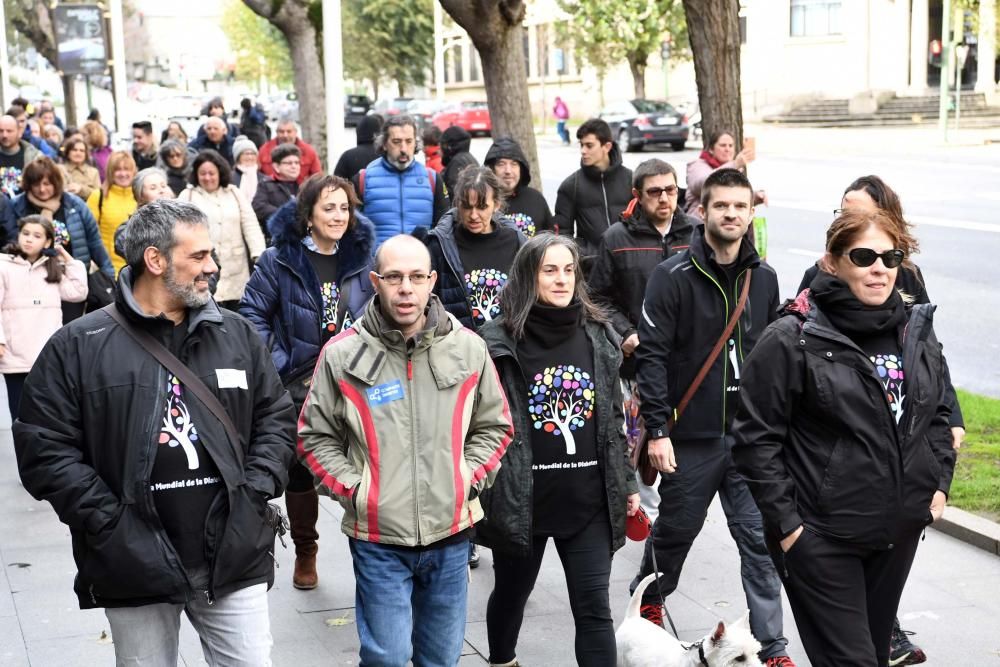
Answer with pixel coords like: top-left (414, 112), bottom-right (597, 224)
top-left (13, 272), bottom-right (296, 609)
top-left (425, 209), bottom-right (526, 330)
top-left (798, 261), bottom-right (964, 428)
top-left (730, 293), bottom-right (956, 548)
top-left (252, 177), bottom-right (298, 230)
top-left (552, 144), bottom-right (633, 262)
top-left (589, 205), bottom-right (696, 368)
top-left (484, 137), bottom-right (553, 237)
top-left (636, 226), bottom-right (780, 439)
top-left (477, 317), bottom-right (638, 556)
top-left (334, 115), bottom-right (381, 181)
top-left (441, 126), bottom-right (478, 199)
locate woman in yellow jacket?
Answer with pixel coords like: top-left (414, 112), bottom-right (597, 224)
top-left (87, 151), bottom-right (137, 275)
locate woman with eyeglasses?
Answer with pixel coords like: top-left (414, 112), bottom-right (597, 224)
top-left (240, 174), bottom-right (375, 591)
top-left (730, 208), bottom-right (956, 667)
top-left (158, 139), bottom-right (191, 196)
top-left (477, 233), bottom-right (639, 667)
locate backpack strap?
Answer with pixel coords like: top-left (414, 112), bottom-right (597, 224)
top-left (358, 169), bottom-right (365, 199)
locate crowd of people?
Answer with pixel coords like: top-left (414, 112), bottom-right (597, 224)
top-left (1, 98), bottom-right (959, 667)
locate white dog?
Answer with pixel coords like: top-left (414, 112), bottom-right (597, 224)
top-left (616, 573), bottom-right (764, 667)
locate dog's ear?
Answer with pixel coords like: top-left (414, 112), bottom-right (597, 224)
top-left (711, 620), bottom-right (726, 643)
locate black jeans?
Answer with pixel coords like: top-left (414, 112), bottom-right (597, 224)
top-left (487, 512), bottom-right (615, 666)
top-left (5, 373), bottom-right (28, 421)
top-left (633, 437), bottom-right (787, 659)
top-left (776, 527), bottom-right (922, 667)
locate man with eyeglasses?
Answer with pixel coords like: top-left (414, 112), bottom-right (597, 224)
top-left (299, 234), bottom-right (513, 667)
top-left (252, 143), bottom-right (301, 233)
top-left (631, 168), bottom-right (796, 667)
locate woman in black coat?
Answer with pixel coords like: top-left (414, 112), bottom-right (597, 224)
top-left (731, 208), bottom-right (956, 667)
top-left (477, 233), bottom-right (639, 667)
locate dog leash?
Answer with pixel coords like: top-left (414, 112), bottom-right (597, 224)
top-left (650, 546), bottom-right (680, 638)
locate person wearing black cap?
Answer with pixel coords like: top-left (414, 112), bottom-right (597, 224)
top-left (484, 136), bottom-right (552, 238)
top-left (131, 121), bottom-right (158, 170)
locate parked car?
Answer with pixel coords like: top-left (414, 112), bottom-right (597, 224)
top-left (370, 97), bottom-right (414, 118)
top-left (345, 94), bottom-right (372, 126)
top-left (405, 98), bottom-right (443, 132)
top-left (265, 92), bottom-right (300, 123)
top-left (598, 99), bottom-right (689, 152)
top-left (432, 101), bottom-right (492, 137)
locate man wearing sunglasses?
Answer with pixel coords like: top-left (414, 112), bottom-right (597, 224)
top-left (299, 234), bottom-right (513, 666)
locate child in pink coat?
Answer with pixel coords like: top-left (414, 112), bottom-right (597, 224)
top-left (0, 214), bottom-right (88, 418)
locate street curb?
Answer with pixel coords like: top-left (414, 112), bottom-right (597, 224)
top-left (932, 506), bottom-right (1000, 556)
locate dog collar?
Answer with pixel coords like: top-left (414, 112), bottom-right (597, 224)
top-left (697, 639), bottom-right (708, 667)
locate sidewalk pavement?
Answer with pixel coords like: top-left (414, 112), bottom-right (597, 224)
top-left (2, 419), bottom-right (999, 665)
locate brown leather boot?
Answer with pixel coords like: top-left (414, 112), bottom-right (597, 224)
top-left (285, 489), bottom-right (319, 589)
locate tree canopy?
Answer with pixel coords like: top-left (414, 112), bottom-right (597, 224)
top-left (342, 0), bottom-right (434, 97)
top-left (221, 0), bottom-right (294, 89)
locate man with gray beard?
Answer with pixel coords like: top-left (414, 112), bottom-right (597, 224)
top-left (353, 115), bottom-right (448, 246)
top-left (14, 199), bottom-right (296, 665)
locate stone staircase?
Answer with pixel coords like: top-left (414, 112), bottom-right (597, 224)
top-left (763, 92), bottom-right (1000, 128)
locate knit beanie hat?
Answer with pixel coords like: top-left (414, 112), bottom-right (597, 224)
top-left (232, 135), bottom-right (258, 161)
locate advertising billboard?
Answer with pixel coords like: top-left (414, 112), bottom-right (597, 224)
top-left (54, 5), bottom-right (108, 76)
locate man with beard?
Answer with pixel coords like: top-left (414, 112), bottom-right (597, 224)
top-left (14, 199), bottom-right (296, 664)
top-left (483, 136), bottom-right (552, 238)
top-left (354, 115), bottom-right (448, 247)
top-left (630, 169), bottom-right (795, 667)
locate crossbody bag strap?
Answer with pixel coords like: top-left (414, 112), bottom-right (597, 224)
top-left (104, 304), bottom-right (245, 468)
top-left (668, 268), bottom-right (753, 429)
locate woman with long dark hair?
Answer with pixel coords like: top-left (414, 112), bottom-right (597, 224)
top-left (240, 174), bottom-right (375, 590)
top-left (477, 233), bottom-right (639, 667)
top-left (731, 208), bottom-right (956, 667)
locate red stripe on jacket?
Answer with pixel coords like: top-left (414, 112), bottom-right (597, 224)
top-left (470, 357), bottom-right (514, 485)
top-left (450, 373), bottom-right (480, 534)
top-left (297, 328), bottom-right (359, 499)
top-left (338, 379), bottom-right (380, 542)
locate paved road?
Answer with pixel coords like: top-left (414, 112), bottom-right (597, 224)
top-left (465, 125), bottom-right (1000, 397)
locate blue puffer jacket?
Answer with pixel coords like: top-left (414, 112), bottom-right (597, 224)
top-left (426, 209), bottom-right (526, 330)
top-left (360, 157), bottom-right (436, 246)
top-left (9, 192), bottom-right (114, 276)
top-left (239, 200), bottom-right (376, 381)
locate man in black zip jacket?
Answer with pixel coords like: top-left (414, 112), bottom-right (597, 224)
top-left (590, 158), bottom-right (696, 380)
top-left (552, 119), bottom-right (632, 272)
top-left (13, 200), bottom-right (296, 663)
top-left (632, 169), bottom-right (794, 667)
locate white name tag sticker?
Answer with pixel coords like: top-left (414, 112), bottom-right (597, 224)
top-left (216, 368), bottom-right (248, 389)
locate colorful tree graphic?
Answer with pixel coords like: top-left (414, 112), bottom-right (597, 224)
top-left (504, 212), bottom-right (536, 237)
top-left (528, 365), bottom-right (595, 455)
top-left (466, 268), bottom-right (508, 323)
top-left (159, 375), bottom-right (200, 469)
top-left (320, 281), bottom-right (341, 333)
top-left (872, 354), bottom-right (905, 424)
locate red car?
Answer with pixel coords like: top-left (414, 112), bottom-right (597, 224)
top-left (432, 101), bottom-right (492, 137)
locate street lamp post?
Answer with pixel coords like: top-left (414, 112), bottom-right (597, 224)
top-left (0, 1), bottom-right (12, 110)
top-left (108, 0), bottom-right (128, 136)
top-left (322, 0), bottom-right (346, 173)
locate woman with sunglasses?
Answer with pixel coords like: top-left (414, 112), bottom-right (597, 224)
top-left (477, 233), bottom-right (639, 667)
top-left (730, 208), bottom-right (956, 667)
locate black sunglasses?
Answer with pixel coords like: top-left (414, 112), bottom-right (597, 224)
top-left (844, 248), bottom-right (905, 269)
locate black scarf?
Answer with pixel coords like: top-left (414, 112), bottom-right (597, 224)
top-left (809, 270), bottom-right (906, 338)
top-left (523, 300), bottom-right (583, 348)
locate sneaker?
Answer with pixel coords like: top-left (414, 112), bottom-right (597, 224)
top-left (639, 603), bottom-right (665, 628)
top-left (889, 620), bottom-right (927, 665)
top-left (766, 657), bottom-right (797, 667)
top-left (469, 544), bottom-right (480, 569)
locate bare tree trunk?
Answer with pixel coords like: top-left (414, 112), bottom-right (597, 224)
top-left (242, 0), bottom-right (326, 162)
top-left (628, 56), bottom-right (647, 99)
top-left (439, 0), bottom-right (541, 190)
top-left (62, 76), bottom-right (78, 127)
top-left (682, 0), bottom-right (743, 148)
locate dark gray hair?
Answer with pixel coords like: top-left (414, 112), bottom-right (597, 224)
top-left (501, 233), bottom-right (608, 340)
top-left (453, 166), bottom-right (506, 215)
top-left (123, 199), bottom-right (208, 277)
top-left (632, 158), bottom-right (678, 192)
top-left (132, 167), bottom-right (168, 203)
top-left (271, 142), bottom-right (301, 164)
top-left (375, 115), bottom-right (422, 156)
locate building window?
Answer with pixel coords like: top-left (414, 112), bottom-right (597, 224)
top-left (454, 44), bottom-right (464, 83)
top-left (470, 50), bottom-right (480, 82)
top-left (537, 24), bottom-right (549, 78)
top-left (790, 0), bottom-right (842, 37)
